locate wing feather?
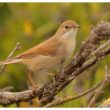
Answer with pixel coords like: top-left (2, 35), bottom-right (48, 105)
top-left (16, 37), bottom-right (62, 59)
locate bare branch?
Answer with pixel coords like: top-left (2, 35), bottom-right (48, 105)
top-left (45, 81), bottom-right (102, 107)
top-left (0, 86), bottom-right (13, 92)
top-left (0, 42), bottom-right (21, 74)
top-left (0, 88), bottom-right (40, 106)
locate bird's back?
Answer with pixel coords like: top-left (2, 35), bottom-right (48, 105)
top-left (16, 36), bottom-right (63, 59)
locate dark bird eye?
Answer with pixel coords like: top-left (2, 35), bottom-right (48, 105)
top-left (65, 25), bottom-right (69, 29)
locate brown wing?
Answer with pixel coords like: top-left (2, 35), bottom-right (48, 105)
top-left (16, 37), bottom-right (62, 59)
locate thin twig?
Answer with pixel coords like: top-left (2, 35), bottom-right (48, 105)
top-left (0, 86), bottom-right (13, 92)
top-left (0, 42), bottom-right (21, 74)
top-left (88, 66), bottom-right (110, 107)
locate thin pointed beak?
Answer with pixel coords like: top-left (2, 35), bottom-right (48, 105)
top-left (73, 25), bottom-right (81, 29)
top-left (71, 25), bottom-right (81, 29)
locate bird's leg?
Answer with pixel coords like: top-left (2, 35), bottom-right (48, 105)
top-left (27, 71), bottom-right (40, 106)
top-left (28, 70), bottom-right (37, 90)
top-left (60, 60), bottom-right (65, 74)
top-left (60, 66), bottom-right (65, 74)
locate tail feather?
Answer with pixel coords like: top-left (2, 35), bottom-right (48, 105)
top-left (0, 58), bottom-right (22, 65)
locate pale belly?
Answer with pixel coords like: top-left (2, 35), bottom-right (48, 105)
top-left (23, 55), bottom-right (65, 72)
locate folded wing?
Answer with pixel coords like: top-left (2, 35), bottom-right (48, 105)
top-left (16, 37), bottom-right (62, 59)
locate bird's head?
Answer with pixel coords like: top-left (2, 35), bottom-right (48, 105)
top-left (55, 20), bottom-right (80, 40)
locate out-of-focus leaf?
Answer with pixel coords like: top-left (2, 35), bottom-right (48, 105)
top-left (0, 3), bottom-right (12, 27)
top-left (23, 19), bottom-right (33, 37)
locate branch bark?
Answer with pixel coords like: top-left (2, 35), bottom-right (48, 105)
top-left (45, 81), bottom-right (102, 107)
top-left (0, 21), bottom-right (110, 107)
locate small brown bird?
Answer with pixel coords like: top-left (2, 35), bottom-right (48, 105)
top-left (0, 20), bottom-right (80, 88)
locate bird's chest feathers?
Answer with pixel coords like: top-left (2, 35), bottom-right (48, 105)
top-left (65, 38), bottom-right (76, 60)
top-left (61, 29), bottom-right (77, 60)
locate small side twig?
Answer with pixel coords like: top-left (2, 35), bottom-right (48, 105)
top-left (88, 66), bottom-right (110, 107)
top-left (0, 42), bottom-right (21, 74)
top-left (0, 86), bottom-right (13, 92)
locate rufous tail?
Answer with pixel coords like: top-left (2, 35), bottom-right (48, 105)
top-left (0, 58), bottom-right (22, 65)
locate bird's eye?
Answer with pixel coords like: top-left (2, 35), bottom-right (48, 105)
top-left (65, 25), bottom-right (69, 29)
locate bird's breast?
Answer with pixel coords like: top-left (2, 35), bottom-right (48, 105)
top-left (64, 38), bottom-right (76, 63)
top-left (23, 53), bottom-right (65, 72)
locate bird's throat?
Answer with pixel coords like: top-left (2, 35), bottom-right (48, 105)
top-left (61, 28), bottom-right (77, 40)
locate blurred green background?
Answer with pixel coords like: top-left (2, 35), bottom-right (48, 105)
top-left (0, 3), bottom-right (110, 107)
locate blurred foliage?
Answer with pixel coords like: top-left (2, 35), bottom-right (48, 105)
top-left (0, 3), bottom-right (110, 107)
